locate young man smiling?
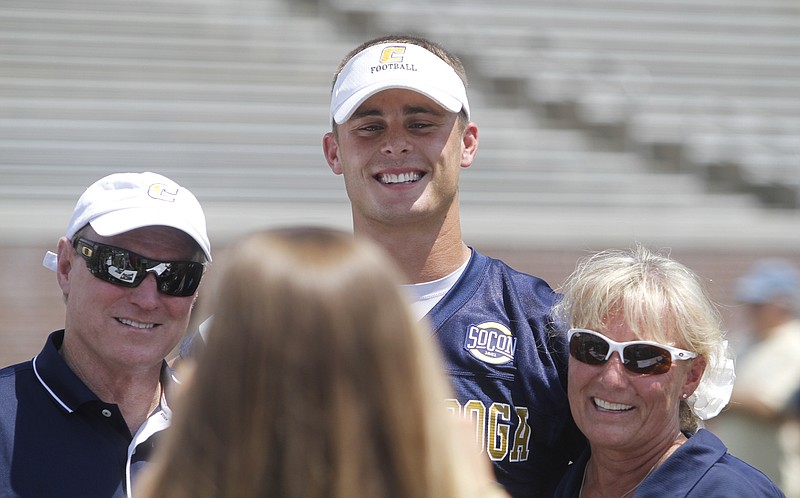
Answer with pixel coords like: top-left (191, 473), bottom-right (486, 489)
top-left (322, 35), bottom-right (585, 498)
top-left (0, 172), bottom-right (211, 498)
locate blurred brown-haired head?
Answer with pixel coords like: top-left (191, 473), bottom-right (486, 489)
top-left (138, 226), bottom-right (505, 498)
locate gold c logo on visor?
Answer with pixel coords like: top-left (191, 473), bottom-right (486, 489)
top-left (379, 46), bottom-right (406, 64)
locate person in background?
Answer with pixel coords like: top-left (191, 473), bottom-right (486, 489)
top-left (785, 385), bottom-right (800, 498)
top-left (552, 245), bottom-right (783, 497)
top-left (137, 227), bottom-right (509, 498)
top-left (0, 171), bottom-right (211, 498)
top-left (711, 259), bottom-right (800, 498)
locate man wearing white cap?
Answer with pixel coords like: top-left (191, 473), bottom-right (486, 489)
top-left (322, 35), bottom-right (584, 498)
top-left (0, 171), bottom-right (211, 498)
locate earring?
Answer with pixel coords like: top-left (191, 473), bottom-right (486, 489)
top-left (681, 393), bottom-right (689, 400)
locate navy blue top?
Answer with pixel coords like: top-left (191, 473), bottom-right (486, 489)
top-left (426, 250), bottom-right (585, 498)
top-left (553, 429), bottom-right (785, 497)
top-left (0, 330), bottom-right (173, 498)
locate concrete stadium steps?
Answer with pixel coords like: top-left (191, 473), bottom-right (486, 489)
top-left (0, 99), bottom-right (328, 124)
top-left (0, 88), bottom-right (757, 210)
top-left (0, 80), bottom-right (332, 108)
top-left (0, 120), bottom-right (327, 146)
top-left (0, 56), bottom-right (335, 85)
top-left (329, 0), bottom-right (800, 35)
top-left (1, 0), bottom-right (798, 252)
top-left (544, 28), bottom-right (800, 57)
top-left (0, 164), bottom-right (757, 209)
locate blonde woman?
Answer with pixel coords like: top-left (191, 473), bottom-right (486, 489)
top-left (552, 245), bottom-right (783, 497)
top-left (138, 227), bottom-right (507, 498)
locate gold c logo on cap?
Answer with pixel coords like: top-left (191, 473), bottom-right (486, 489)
top-left (379, 46), bottom-right (406, 64)
top-left (147, 183), bottom-right (178, 202)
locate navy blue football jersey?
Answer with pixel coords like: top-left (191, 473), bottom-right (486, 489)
top-left (429, 249), bottom-right (585, 498)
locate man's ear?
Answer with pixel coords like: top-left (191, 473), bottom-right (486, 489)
top-left (323, 132), bottom-right (343, 175)
top-left (56, 237), bottom-right (74, 295)
top-left (461, 122), bottom-right (478, 168)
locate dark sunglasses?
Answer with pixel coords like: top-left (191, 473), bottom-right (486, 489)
top-left (73, 237), bottom-right (204, 297)
top-left (567, 328), bottom-right (697, 375)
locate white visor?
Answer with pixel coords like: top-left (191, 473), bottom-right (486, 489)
top-left (330, 43), bottom-right (470, 125)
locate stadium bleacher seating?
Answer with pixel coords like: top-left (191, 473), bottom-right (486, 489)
top-left (2, 0), bottom-right (799, 250)
top-left (2, 0), bottom-right (800, 366)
